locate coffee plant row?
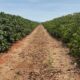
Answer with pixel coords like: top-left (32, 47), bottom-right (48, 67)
top-left (0, 12), bottom-right (38, 52)
top-left (43, 13), bottom-right (80, 63)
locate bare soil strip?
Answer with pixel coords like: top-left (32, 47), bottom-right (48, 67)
top-left (0, 25), bottom-right (79, 80)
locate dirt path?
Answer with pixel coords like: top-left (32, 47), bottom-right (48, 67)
top-left (0, 25), bottom-right (79, 80)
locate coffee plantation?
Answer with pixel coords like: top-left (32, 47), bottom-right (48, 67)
top-left (0, 12), bottom-right (38, 52)
top-left (43, 13), bottom-right (80, 63)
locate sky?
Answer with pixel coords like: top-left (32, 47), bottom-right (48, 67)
top-left (0, 0), bottom-right (80, 22)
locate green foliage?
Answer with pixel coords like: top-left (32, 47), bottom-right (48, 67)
top-left (43, 13), bottom-right (80, 61)
top-left (0, 12), bottom-right (38, 52)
